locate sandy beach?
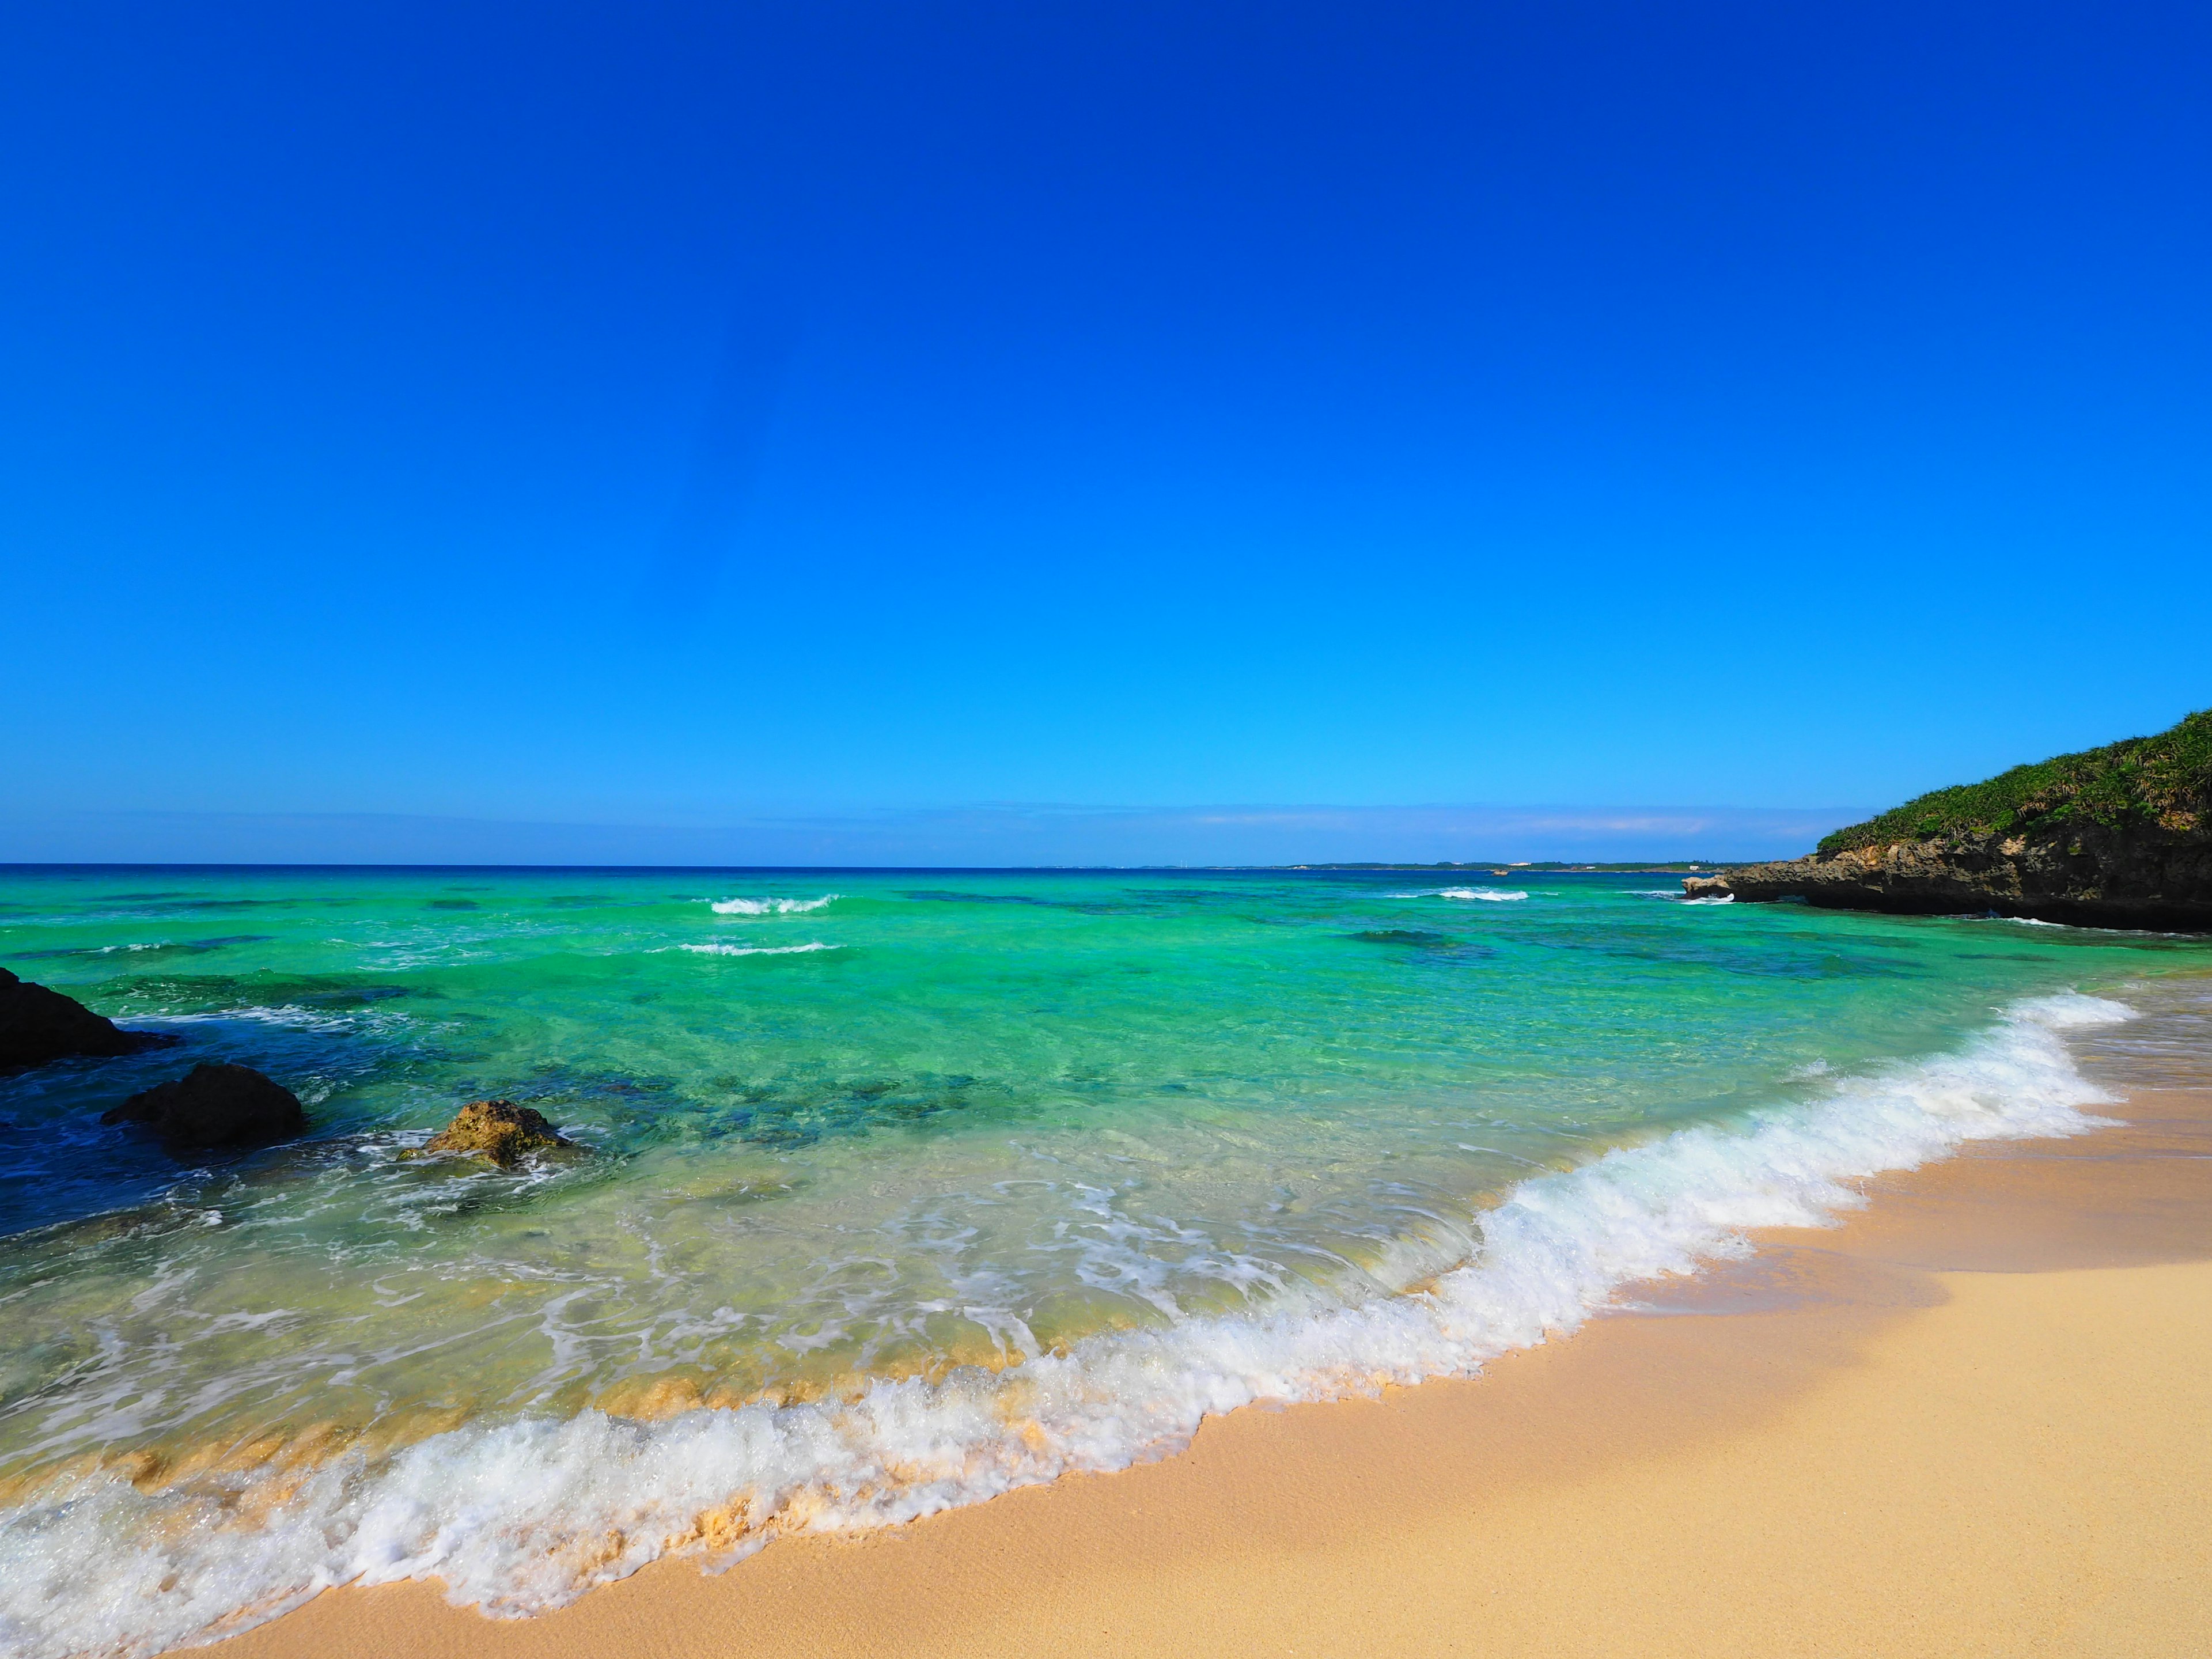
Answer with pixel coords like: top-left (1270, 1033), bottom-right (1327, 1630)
top-left (207, 1034), bottom-right (2212, 1659)
top-left (12, 2), bottom-right (2209, 1650)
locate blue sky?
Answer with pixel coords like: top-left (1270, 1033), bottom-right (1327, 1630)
top-left (5, 2), bottom-right (2207, 863)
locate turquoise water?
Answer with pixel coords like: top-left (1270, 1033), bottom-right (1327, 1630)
top-left (1, 866), bottom-right (2205, 1655)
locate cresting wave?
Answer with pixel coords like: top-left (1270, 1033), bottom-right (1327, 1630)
top-left (709, 895), bottom-right (838, 915)
top-left (0, 993), bottom-right (2133, 1659)
top-left (1390, 887), bottom-right (1529, 902)
top-left (676, 942), bottom-right (840, 957)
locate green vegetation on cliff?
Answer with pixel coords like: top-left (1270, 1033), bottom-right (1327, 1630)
top-left (1817, 709), bottom-right (2212, 855)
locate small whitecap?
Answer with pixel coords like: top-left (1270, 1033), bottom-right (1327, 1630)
top-left (709, 895), bottom-right (838, 916)
top-left (677, 941), bottom-right (840, 957)
top-left (1383, 887), bottom-right (1529, 902)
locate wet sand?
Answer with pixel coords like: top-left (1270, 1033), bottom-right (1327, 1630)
top-left (213, 1035), bottom-right (2212, 1658)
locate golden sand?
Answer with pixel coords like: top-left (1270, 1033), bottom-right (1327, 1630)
top-left (209, 1084), bottom-right (2212, 1659)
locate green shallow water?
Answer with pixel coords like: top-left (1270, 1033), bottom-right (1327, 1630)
top-left (2, 866), bottom-right (2206, 1491)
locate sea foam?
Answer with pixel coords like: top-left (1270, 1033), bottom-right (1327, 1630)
top-left (1389, 887), bottom-right (1529, 902)
top-left (676, 942), bottom-right (840, 957)
top-left (0, 993), bottom-right (2133, 1659)
top-left (709, 896), bottom-right (838, 915)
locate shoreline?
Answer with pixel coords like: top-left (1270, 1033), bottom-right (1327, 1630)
top-left (206, 994), bottom-right (2212, 1659)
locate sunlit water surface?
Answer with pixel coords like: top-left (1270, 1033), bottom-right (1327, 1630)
top-left (2, 866), bottom-right (2206, 1656)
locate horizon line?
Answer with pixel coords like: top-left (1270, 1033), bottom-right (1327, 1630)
top-left (0, 858), bottom-right (1758, 874)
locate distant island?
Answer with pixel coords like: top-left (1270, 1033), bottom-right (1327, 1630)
top-left (1688, 709), bottom-right (2211, 930)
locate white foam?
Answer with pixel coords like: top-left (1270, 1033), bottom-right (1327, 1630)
top-left (709, 896), bottom-right (838, 915)
top-left (1387, 888), bottom-right (1529, 902)
top-left (676, 942), bottom-right (840, 957)
top-left (0, 993), bottom-right (2134, 1659)
top-left (139, 1003), bottom-right (400, 1036)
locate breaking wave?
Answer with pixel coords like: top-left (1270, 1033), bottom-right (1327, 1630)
top-left (0, 993), bottom-right (2135, 1659)
top-left (675, 942), bottom-right (840, 957)
top-left (1388, 888), bottom-right (1529, 902)
top-left (709, 896), bottom-right (838, 916)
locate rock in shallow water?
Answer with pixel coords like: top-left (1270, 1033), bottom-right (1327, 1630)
top-left (0, 965), bottom-right (181, 1072)
top-left (422, 1099), bottom-right (574, 1166)
top-left (102, 1062), bottom-right (307, 1149)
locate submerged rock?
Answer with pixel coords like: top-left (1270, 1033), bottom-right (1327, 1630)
top-left (0, 966), bottom-right (181, 1072)
top-left (103, 1062), bottom-right (306, 1149)
top-left (422, 1099), bottom-right (574, 1166)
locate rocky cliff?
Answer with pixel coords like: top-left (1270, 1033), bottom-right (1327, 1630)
top-left (1689, 709), bottom-right (2212, 931)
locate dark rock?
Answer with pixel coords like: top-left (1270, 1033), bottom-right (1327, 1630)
top-left (0, 967), bottom-right (183, 1073)
top-left (1731, 709), bottom-right (2212, 930)
top-left (102, 1062), bottom-right (306, 1149)
top-left (1720, 821), bottom-right (2212, 930)
top-left (1680, 876), bottom-right (1734, 902)
top-left (421, 1100), bottom-right (574, 1166)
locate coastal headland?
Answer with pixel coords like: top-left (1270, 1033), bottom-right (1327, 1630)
top-left (214, 985), bottom-right (2212, 1659)
top-left (1692, 710), bottom-right (2212, 929)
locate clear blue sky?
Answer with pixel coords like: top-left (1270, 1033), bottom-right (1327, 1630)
top-left (5, 2), bottom-right (2207, 863)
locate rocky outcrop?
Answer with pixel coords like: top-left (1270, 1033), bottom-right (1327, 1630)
top-left (1, 967), bottom-right (182, 1072)
top-left (1680, 876), bottom-right (1733, 901)
top-left (102, 1062), bottom-right (307, 1149)
top-left (1689, 819), bottom-right (2212, 930)
top-left (421, 1100), bottom-right (574, 1166)
top-left (1686, 710), bottom-right (2212, 931)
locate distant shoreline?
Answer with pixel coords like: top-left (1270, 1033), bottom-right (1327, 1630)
top-left (0, 860), bottom-right (1746, 875)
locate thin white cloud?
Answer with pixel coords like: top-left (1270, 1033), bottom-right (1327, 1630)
top-left (0, 802), bottom-right (1866, 865)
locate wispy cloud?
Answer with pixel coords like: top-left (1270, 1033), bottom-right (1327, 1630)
top-left (0, 802), bottom-right (1864, 866)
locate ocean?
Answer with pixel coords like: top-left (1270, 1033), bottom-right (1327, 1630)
top-left (2, 865), bottom-right (2205, 1657)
